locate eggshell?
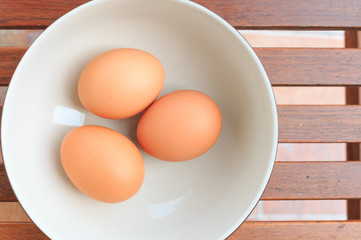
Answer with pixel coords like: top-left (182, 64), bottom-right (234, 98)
top-left (60, 125), bottom-right (145, 203)
top-left (78, 48), bottom-right (165, 119)
top-left (137, 90), bottom-right (222, 162)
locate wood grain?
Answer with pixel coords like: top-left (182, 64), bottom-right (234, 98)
top-left (345, 31), bottom-right (359, 48)
top-left (278, 105), bottom-right (361, 143)
top-left (0, 203), bottom-right (30, 221)
top-left (254, 48), bottom-right (361, 86)
top-left (195, 0), bottom-right (361, 29)
top-left (344, 30), bottom-right (361, 220)
top-left (0, 223), bottom-right (48, 240)
top-left (2, 161), bottom-right (361, 201)
top-left (1, 0), bottom-right (361, 29)
top-left (261, 161), bottom-right (361, 200)
top-left (2, 47), bottom-right (361, 86)
top-left (228, 221), bottom-right (361, 240)
top-left (0, 47), bottom-right (26, 86)
top-left (2, 221), bottom-right (361, 240)
top-left (0, 163), bottom-right (16, 202)
top-left (0, 0), bottom-right (88, 29)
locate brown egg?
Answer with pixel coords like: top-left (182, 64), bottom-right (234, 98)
top-left (137, 90), bottom-right (222, 162)
top-left (60, 125), bottom-right (145, 203)
top-left (78, 48), bottom-right (165, 119)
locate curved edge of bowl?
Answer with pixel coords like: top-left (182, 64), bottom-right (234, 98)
top-left (176, 1), bottom-right (279, 239)
top-left (0, 1), bottom-right (99, 240)
top-left (1, 1), bottom-right (279, 240)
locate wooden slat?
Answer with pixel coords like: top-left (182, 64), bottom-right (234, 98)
top-left (0, 163), bottom-right (16, 202)
top-left (228, 221), bottom-right (361, 240)
top-left (278, 105), bottom-right (361, 143)
top-left (0, 0), bottom-right (88, 29)
top-left (1, 0), bottom-right (361, 29)
top-left (195, 0), bottom-right (361, 30)
top-left (261, 161), bottom-right (361, 200)
top-left (2, 47), bottom-right (361, 86)
top-left (0, 47), bottom-right (26, 86)
top-left (255, 48), bottom-right (361, 86)
top-left (2, 221), bottom-right (361, 240)
top-left (0, 222), bottom-right (48, 240)
top-left (2, 161), bottom-right (361, 201)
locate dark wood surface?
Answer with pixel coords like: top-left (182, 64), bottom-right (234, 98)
top-left (3, 47), bottom-right (361, 86)
top-left (195, 0), bottom-right (361, 29)
top-left (278, 105), bottom-right (361, 143)
top-left (2, 0), bottom-right (361, 29)
top-left (0, 47), bottom-right (26, 85)
top-left (230, 221), bottom-right (361, 239)
top-left (0, 0), bottom-right (88, 29)
top-left (262, 161), bottom-right (361, 200)
top-left (0, 223), bottom-right (49, 240)
top-left (0, 163), bottom-right (16, 202)
top-left (2, 221), bottom-right (361, 240)
top-left (255, 48), bottom-right (361, 86)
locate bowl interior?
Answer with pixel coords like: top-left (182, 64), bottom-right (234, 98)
top-left (1, 0), bottom-right (277, 239)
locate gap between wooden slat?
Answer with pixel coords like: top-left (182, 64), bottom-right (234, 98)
top-left (228, 221), bottom-right (361, 240)
top-left (2, 0), bottom-right (361, 29)
top-left (2, 161), bottom-right (361, 202)
top-left (344, 30), bottom-right (361, 221)
top-left (2, 47), bottom-right (361, 86)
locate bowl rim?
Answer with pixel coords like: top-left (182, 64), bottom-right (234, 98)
top-left (1, 0), bottom-right (278, 239)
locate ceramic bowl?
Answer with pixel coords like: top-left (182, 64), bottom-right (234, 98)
top-left (1, 0), bottom-right (278, 239)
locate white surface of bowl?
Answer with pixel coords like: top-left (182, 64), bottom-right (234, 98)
top-left (1, 0), bottom-right (278, 239)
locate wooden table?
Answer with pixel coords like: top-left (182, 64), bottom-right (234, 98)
top-left (1, 0), bottom-right (361, 239)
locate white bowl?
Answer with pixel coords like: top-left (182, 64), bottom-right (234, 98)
top-left (1, 0), bottom-right (278, 239)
